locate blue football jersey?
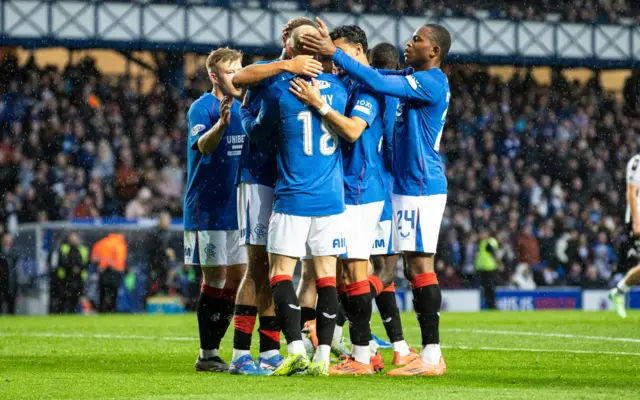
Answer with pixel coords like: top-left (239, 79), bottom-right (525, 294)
top-left (237, 59), bottom-right (292, 187)
top-left (341, 80), bottom-right (386, 206)
top-left (379, 95), bottom-right (399, 222)
top-left (184, 92), bottom-right (244, 231)
top-left (393, 69), bottom-right (449, 196)
top-left (332, 50), bottom-right (450, 197)
top-left (248, 73), bottom-right (348, 217)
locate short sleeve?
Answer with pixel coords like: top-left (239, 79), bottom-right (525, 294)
top-left (627, 157), bottom-right (640, 185)
top-left (187, 103), bottom-right (215, 150)
top-left (348, 91), bottom-right (380, 128)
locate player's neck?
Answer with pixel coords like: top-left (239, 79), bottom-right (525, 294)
top-left (211, 85), bottom-right (225, 101)
top-left (413, 60), bottom-right (440, 72)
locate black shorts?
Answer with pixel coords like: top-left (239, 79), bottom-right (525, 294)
top-left (618, 224), bottom-right (640, 273)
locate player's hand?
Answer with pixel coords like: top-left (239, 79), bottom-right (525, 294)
top-left (220, 95), bottom-right (232, 127)
top-left (286, 55), bottom-right (323, 77)
top-left (301, 18), bottom-right (337, 56)
top-left (288, 78), bottom-right (323, 110)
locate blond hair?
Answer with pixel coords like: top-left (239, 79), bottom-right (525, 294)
top-left (205, 47), bottom-right (242, 74)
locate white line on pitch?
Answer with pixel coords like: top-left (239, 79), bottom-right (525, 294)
top-left (3, 331), bottom-right (640, 357)
top-left (0, 332), bottom-right (196, 341)
top-left (441, 345), bottom-right (640, 356)
top-left (438, 328), bottom-right (640, 343)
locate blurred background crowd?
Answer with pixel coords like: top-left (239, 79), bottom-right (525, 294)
top-left (2, 49), bottom-right (639, 300)
top-left (2, 0), bottom-right (640, 314)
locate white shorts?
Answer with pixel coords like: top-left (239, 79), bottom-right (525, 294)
top-left (237, 183), bottom-right (274, 246)
top-left (184, 230), bottom-right (248, 267)
top-left (392, 193), bottom-right (447, 254)
top-left (371, 219), bottom-right (394, 256)
top-left (341, 201), bottom-right (384, 260)
top-left (267, 212), bottom-right (346, 258)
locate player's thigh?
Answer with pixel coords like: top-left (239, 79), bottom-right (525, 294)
top-left (392, 193), bottom-right (447, 254)
top-left (238, 183), bottom-right (273, 246)
top-left (307, 213), bottom-right (345, 257)
top-left (342, 201), bottom-right (384, 260)
top-left (267, 212), bottom-right (310, 259)
top-left (404, 251), bottom-right (435, 277)
top-left (312, 255), bottom-right (338, 280)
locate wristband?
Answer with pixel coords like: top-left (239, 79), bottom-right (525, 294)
top-left (318, 103), bottom-right (332, 116)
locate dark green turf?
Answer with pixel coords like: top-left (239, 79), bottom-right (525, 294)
top-left (1, 312), bottom-right (639, 399)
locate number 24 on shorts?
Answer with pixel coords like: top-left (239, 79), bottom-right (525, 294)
top-left (396, 210), bottom-right (416, 239)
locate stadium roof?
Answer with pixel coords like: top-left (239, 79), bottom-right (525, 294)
top-left (1, 0), bottom-right (639, 68)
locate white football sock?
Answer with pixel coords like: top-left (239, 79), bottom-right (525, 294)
top-left (420, 344), bottom-right (441, 364)
top-left (200, 349), bottom-right (218, 359)
top-left (333, 325), bottom-right (343, 344)
top-left (392, 340), bottom-right (411, 356)
top-left (369, 339), bottom-right (378, 354)
top-left (259, 350), bottom-right (279, 360)
top-left (288, 340), bottom-right (306, 356)
top-left (313, 345), bottom-right (331, 363)
top-left (352, 345), bottom-right (371, 365)
top-left (617, 279), bottom-right (631, 294)
top-left (232, 349), bottom-right (250, 362)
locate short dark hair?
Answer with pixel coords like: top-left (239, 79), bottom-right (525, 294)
top-left (330, 25), bottom-right (368, 53)
top-left (424, 24), bottom-right (452, 61)
top-left (369, 43), bottom-right (399, 70)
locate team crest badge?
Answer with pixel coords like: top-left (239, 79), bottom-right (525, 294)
top-left (191, 124), bottom-right (205, 136)
top-left (204, 243), bottom-right (217, 260)
top-left (254, 223), bottom-right (267, 238)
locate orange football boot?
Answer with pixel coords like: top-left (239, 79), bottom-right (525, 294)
top-left (371, 350), bottom-right (384, 372)
top-left (303, 320), bottom-right (318, 348)
top-left (386, 356), bottom-right (446, 376)
top-left (329, 358), bottom-right (375, 375)
top-left (392, 348), bottom-right (420, 366)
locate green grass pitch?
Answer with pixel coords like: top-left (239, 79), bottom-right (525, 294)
top-left (1, 311), bottom-right (640, 399)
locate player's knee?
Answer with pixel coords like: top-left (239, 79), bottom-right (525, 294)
top-left (201, 266), bottom-right (226, 285)
top-left (405, 251), bottom-right (435, 275)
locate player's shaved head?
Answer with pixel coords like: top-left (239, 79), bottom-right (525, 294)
top-left (282, 17), bottom-right (317, 47)
top-left (370, 43), bottom-right (399, 70)
top-left (290, 25), bottom-right (320, 57)
top-left (424, 24), bottom-right (451, 61)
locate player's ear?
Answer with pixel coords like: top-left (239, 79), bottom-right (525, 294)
top-left (431, 45), bottom-right (439, 59)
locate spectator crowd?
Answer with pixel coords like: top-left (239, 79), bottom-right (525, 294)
top-left (2, 47), bottom-right (640, 294)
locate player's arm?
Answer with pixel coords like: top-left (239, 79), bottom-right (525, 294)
top-left (232, 56), bottom-right (323, 88)
top-left (331, 49), bottom-right (444, 102)
top-left (239, 91), bottom-right (278, 141)
top-left (195, 96), bottom-right (233, 156)
top-left (288, 78), bottom-right (372, 143)
top-left (377, 68), bottom-right (410, 76)
top-left (627, 158), bottom-right (640, 235)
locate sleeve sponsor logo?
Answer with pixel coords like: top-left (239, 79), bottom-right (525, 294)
top-left (191, 124), bottom-right (206, 136)
top-left (405, 75), bottom-right (418, 90)
top-left (353, 105), bottom-right (371, 115)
